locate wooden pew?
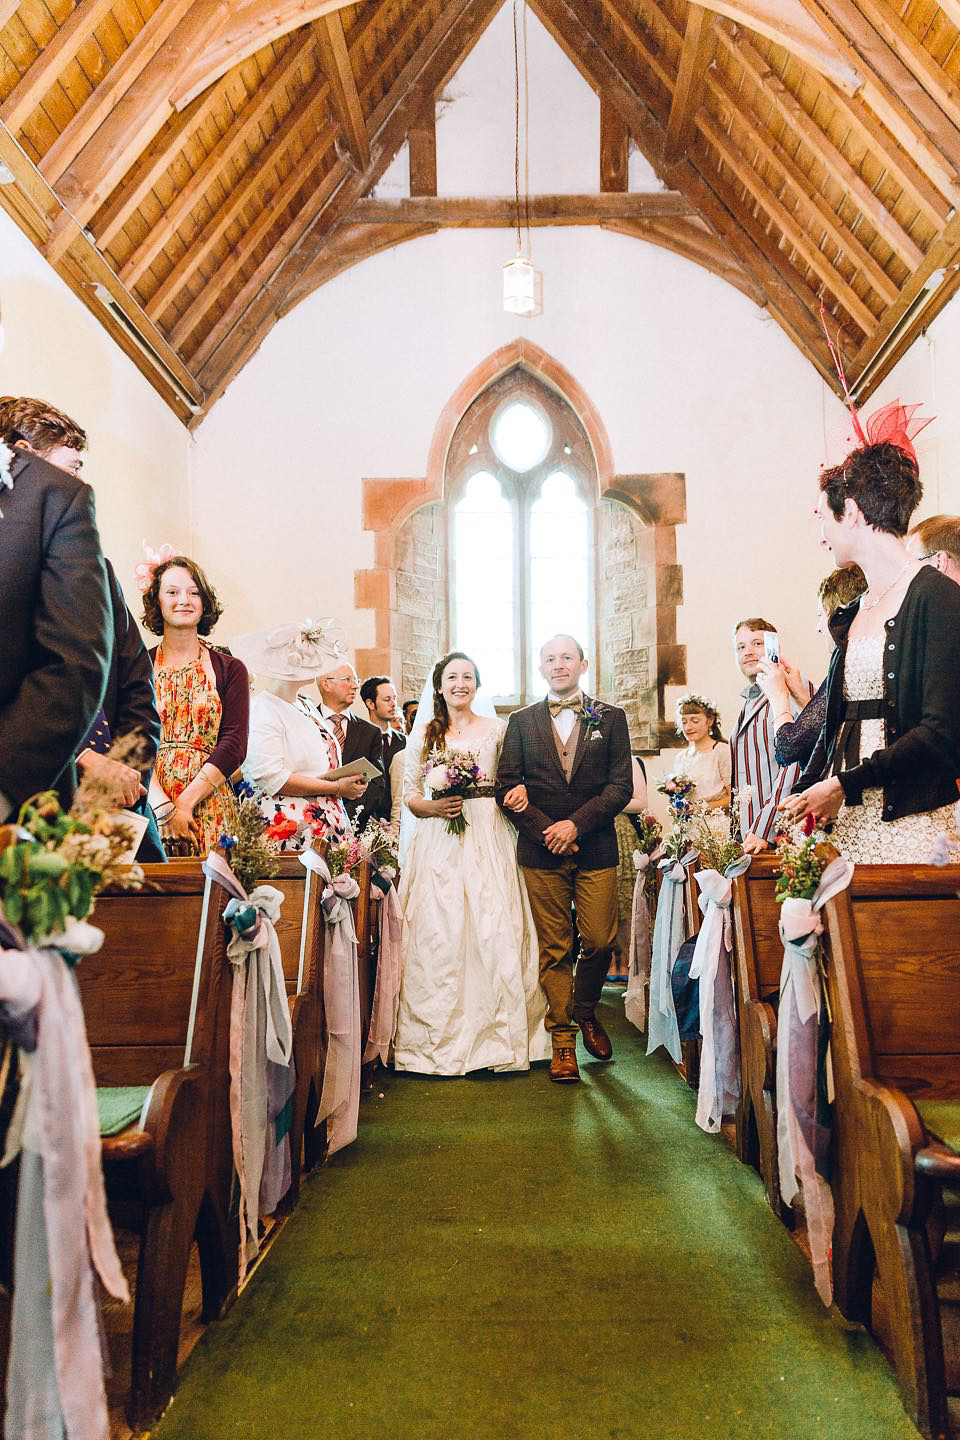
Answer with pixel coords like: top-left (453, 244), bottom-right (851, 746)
top-left (80, 860), bottom-right (234, 1429)
top-left (822, 865), bottom-right (960, 1440)
top-left (730, 852), bottom-right (787, 1216)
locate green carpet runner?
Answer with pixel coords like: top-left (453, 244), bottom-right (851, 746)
top-left (151, 990), bottom-right (919, 1440)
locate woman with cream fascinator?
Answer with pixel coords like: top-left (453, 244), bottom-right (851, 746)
top-left (233, 618), bottom-right (368, 850)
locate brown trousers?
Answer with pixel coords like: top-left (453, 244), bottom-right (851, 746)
top-left (522, 860), bottom-right (618, 1041)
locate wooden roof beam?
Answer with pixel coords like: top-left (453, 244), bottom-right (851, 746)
top-left (148, 97), bottom-right (336, 321)
top-left (794, 0), bottom-right (960, 193)
top-left (315, 11), bottom-right (369, 169)
top-left (600, 92), bottom-right (628, 192)
top-left (170, 0), bottom-right (356, 109)
top-left (280, 220), bottom-right (439, 313)
top-left (196, 0), bottom-right (505, 395)
top-left (347, 193), bottom-right (697, 224)
top-left (716, 23), bottom-right (925, 269)
top-left (854, 0), bottom-right (960, 122)
top-left (531, 0), bottom-right (835, 373)
top-left (408, 99), bottom-right (437, 197)
top-left (38, 0), bottom-right (198, 185)
top-left (697, 0), bottom-right (861, 90)
top-left (665, 4), bottom-right (714, 164)
top-left (826, 82), bottom-right (952, 225)
top-left (117, 27), bottom-right (318, 288)
top-left (169, 134), bottom-right (339, 348)
top-left (706, 68), bottom-right (898, 306)
top-left (91, 70), bottom-right (237, 252)
top-left (697, 110), bottom-right (876, 336)
top-left (43, 0), bottom-right (231, 260)
top-left (0, 0), bottom-right (115, 134)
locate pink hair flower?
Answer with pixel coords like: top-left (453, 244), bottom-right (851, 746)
top-left (134, 540), bottom-right (175, 593)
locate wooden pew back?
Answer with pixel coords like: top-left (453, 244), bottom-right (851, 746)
top-left (270, 855), bottom-right (323, 999)
top-left (731, 853), bottom-right (782, 1006)
top-left (825, 864), bottom-right (960, 1102)
top-left (82, 861), bottom-right (222, 1085)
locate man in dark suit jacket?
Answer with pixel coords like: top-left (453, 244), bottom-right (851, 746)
top-left (359, 674), bottom-right (406, 821)
top-left (0, 443), bottom-right (111, 818)
top-left (301, 661), bottom-right (384, 823)
top-left (496, 634), bottom-right (632, 1083)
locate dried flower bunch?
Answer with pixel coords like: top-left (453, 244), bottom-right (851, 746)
top-left (686, 802), bottom-right (743, 875)
top-left (354, 814), bottom-right (399, 879)
top-left (218, 782), bottom-right (280, 893)
top-left (632, 813), bottom-right (663, 858)
top-left (0, 789), bottom-right (143, 945)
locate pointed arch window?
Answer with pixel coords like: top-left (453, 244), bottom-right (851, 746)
top-left (447, 373), bottom-right (596, 705)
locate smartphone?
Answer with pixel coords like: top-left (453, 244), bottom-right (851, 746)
top-left (763, 631), bottom-right (780, 665)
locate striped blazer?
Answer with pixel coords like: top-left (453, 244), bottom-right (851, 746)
top-left (730, 683), bottom-right (810, 845)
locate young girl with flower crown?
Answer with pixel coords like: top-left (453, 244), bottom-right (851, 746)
top-left (672, 694), bottom-right (731, 812)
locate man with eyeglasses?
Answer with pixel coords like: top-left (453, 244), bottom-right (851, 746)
top-left (907, 513), bottom-right (960, 585)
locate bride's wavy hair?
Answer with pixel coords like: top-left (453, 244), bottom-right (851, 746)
top-left (421, 651), bottom-right (481, 760)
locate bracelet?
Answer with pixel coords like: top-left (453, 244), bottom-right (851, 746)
top-left (153, 800), bottom-right (175, 821)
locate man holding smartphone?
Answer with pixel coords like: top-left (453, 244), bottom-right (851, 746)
top-left (730, 618), bottom-right (809, 853)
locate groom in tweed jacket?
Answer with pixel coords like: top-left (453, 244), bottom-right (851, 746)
top-left (496, 635), bottom-right (632, 1083)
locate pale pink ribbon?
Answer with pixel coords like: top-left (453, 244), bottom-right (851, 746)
top-left (364, 884), bottom-right (402, 1065)
top-left (203, 853), bottom-right (293, 1275)
top-left (777, 856), bottom-right (854, 1304)
top-left (624, 848), bottom-right (661, 1033)
top-left (1, 926), bottom-right (128, 1440)
top-left (299, 850), bottom-right (361, 1156)
top-left (690, 858), bottom-right (751, 1134)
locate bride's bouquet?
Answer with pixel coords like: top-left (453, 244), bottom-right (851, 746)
top-left (423, 746), bottom-right (481, 836)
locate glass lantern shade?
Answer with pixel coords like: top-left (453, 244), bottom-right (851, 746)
top-left (502, 255), bottom-right (543, 317)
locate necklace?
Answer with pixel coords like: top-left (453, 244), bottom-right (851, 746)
top-left (861, 559), bottom-right (915, 612)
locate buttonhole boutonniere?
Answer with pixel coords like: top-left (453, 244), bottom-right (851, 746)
top-left (0, 440), bottom-right (14, 519)
top-left (580, 697), bottom-right (604, 736)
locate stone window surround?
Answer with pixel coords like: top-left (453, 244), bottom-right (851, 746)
top-left (354, 339), bottom-right (687, 751)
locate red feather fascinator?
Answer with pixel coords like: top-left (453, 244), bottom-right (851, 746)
top-left (820, 304), bottom-right (932, 464)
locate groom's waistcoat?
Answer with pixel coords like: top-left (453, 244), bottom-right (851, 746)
top-left (496, 697), bottom-right (633, 871)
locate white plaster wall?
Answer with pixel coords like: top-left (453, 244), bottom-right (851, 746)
top-left (190, 3), bottom-right (856, 801)
top-left (0, 207), bottom-right (193, 617)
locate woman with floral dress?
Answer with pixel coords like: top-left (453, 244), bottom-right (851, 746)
top-left (141, 555), bottom-right (248, 855)
top-left (233, 619), bottom-right (367, 850)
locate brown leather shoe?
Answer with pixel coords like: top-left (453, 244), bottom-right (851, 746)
top-left (580, 1018), bottom-right (613, 1061)
top-left (549, 1042), bottom-right (580, 1083)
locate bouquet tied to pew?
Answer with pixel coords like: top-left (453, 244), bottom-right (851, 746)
top-left (685, 798), bottom-right (743, 874)
top-left (219, 781), bottom-right (280, 893)
top-left (355, 814), bottom-right (399, 883)
top-left (0, 739), bottom-right (146, 946)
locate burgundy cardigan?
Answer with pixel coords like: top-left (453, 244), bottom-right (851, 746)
top-left (149, 644), bottom-right (249, 778)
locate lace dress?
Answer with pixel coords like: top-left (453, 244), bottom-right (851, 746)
top-left (394, 719), bottom-right (550, 1075)
top-left (832, 635), bottom-right (955, 864)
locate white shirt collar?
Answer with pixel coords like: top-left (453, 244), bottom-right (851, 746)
top-left (320, 702), bottom-right (349, 723)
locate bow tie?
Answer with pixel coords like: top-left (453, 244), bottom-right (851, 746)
top-left (548, 695), bottom-right (582, 717)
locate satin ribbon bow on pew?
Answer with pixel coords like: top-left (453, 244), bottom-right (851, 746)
top-left (203, 853), bottom-right (294, 1275)
top-left (299, 849), bottom-right (362, 1157)
top-left (776, 856), bottom-right (854, 1306)
top-left (689, 856), bottom-right (752, 1134)
top-left (646, 850), bottom-right (698, 1063)
top-left (624, 846), bottom-right (662, 1034)
top-left (0, 912), bottom-right (128, 1440)
top-left (364, 877), bottom-right (402, 1067)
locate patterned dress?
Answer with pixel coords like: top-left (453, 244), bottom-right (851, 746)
top-left (154, 648), bottom-right (236, 856)
top-left (832, 635), bottom-right (955, 864)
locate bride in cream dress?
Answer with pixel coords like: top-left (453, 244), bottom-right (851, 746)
top-left (394, 651), bottom-right (549, 1076)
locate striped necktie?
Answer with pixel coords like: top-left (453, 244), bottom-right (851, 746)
top-left (330, 713), bottom-right (346, 749)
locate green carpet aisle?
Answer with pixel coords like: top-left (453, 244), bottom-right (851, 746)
top-left (151, 991), bottom-right (919, 1440)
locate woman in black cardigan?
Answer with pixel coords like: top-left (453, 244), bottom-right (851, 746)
top-left (781, 429), bottom-right (960, 862)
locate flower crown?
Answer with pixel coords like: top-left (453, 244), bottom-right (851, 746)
top-left (675, 692), bottom-right (719, 725)
top-left (133, 540), bottom-right (176, 593)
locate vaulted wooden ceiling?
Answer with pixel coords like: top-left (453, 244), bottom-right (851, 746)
top-left (2, 0), bottom-right (960, 425)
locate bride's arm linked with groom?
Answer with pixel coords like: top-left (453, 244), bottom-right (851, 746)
top-left (495, 700), bottom-right (633, 867)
